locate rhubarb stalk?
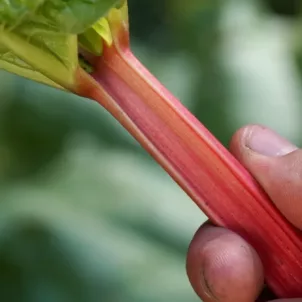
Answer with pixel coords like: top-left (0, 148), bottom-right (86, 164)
top-left (1, 1), bottom-right (302, 298)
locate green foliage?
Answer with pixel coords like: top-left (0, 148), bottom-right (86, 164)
top-left (0, 0), bottom-right (119, 33)
top-left (0, 29), bottom-right (78, 88)
top-left (0, 0), bottom-right (119, 88)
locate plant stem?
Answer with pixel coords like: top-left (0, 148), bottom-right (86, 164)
top-left (74, 3), bottom-right (302, 298)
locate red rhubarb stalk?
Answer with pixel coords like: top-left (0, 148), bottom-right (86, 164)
top-left (75, 3), bottom-right (302, 299)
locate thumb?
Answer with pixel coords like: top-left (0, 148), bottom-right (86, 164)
top-left (230, 125), bottom-right (302, 229)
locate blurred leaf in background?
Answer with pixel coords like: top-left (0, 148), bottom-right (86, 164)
top-left (0, 0), bottom-right (301, 301)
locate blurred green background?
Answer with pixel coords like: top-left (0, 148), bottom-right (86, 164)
top-left (0, 0), bottom-right (301, 301)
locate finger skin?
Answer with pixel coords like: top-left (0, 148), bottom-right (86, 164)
top-left (230, 125), bottom-right (302, 229)
top-left (187, 224), bottom-right (264, 302)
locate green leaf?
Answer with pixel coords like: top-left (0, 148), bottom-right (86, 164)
top-left (78, 17), bottom-right (113, 56)
top-left (0, 0), bottom-right (120, 88)
top-left (0, 25), bottom-right (78, 88)
top-left (0, 46), bottom-right (62, 89)
top-left (1, 0), bottom-right (120, 34)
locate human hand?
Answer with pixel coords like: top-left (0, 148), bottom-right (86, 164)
top-left (186, 124), bottom-right (302, 302)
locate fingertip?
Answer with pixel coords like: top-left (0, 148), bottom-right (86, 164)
top-left (187, 225), bottom-right (264, 302)
top-left (229, 124), bottom-right (302, 229)
top-left (230, 124), bottom-right (298, 160)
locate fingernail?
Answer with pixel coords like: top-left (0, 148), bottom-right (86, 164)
top-left (244, 125), bottom-right (297, 157)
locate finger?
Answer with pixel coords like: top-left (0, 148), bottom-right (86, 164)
top-left (230, 125), bottom-right (302, 229)
top-left (187, 223), bottom-right (264, 302)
